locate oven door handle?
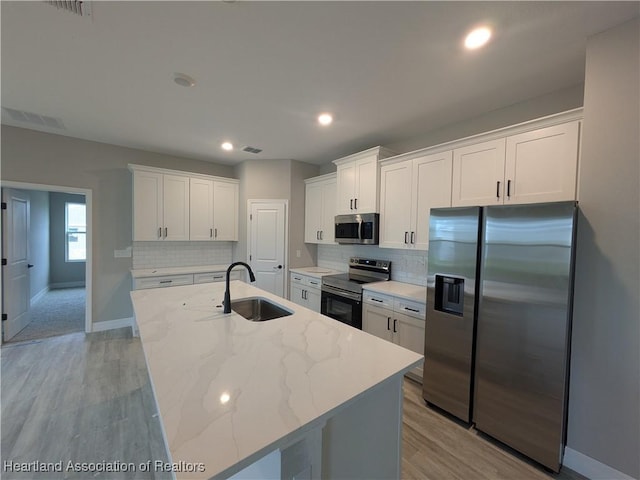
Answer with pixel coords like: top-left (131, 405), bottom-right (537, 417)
top-left (322, 284), bottom-right (362, 302)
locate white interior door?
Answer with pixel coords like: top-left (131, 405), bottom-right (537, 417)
top-left (2, 188), bottom-right (31, 341)
top-left (248, 201), bottom-right (286, 297)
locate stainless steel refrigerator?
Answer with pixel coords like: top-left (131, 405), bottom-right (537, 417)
top-left (422, 202), bottom-right (577, 472)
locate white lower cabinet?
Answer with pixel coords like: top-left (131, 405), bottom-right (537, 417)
top-left (362, 291), bottom-right (425, 382)
top-left (290, 272), bottom-right (322, 313)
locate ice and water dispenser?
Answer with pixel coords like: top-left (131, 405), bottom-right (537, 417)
top-left (434, 275), bottom-right (464, 316)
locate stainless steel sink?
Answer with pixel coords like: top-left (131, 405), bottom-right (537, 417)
top-left (230, 297), bottom-right (293, 321)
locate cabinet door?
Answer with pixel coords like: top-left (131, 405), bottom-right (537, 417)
top-left (336, 162), bottom-right (356, 214)
top-left (379, 161), bottom-right (412, 249)
top-left (213, 181), bottom-right (239, 241)
top-left (306, 288), bottom-right (321, 313)
top-left (354, 155), bottom-right (379, 213)
top-left (163, 174), bottom-right (190, 241)
top-left (394, 311), bottom-right (425, 379)
top-left (190, 178), bottom-right (214, 241)
top-left (290, 284), bottom-right (307, 308)
top-left (320, 180), bottom-right (336, 244)
top-left (505, 121), bottom-right (580, 204)
top-left (133, 170), bottom-right (163, 241)
top-left (412, 151), bottom-right (453, 249)
top-left (452, 139), bottom-right (506, 207)
top-left (362, 303), bottom-right (394, 342)
top-left (305, 181), bottom-right (323, 243)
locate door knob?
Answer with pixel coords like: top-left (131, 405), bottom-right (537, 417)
top-left (274, 265), bottom-right (283, 270)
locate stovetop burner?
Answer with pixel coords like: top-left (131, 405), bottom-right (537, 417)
top-left (321, 257), bottom-right (391, 296)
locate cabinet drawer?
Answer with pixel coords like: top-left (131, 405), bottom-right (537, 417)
top-left (290, 273), bottom-right (307, 286)
top-left (194, 271), bottom-right (241, 284)
top-left (394, 298), bottom-right (426, 320)
top-left (133, 274), bottom-right (194, 290)
top-left (363, 291), bottom-right (394, 308)
top-left (290, 273), bottom-right (322, 290)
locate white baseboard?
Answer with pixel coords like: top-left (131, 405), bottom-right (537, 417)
top-left (30, 286), bottom-right (50, 306)
top-left (50, 281), bottom-right (86, 289)
top-left (564, 447), bottom-right (637, 480)
top-left (91, 317), bottom-right (134, 334)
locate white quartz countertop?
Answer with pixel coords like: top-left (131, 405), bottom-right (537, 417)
top-left (130, 281), bottom-right (422, 479)
top-left (363, 281), bottom-right (427, 304)
top-left (288, 266), bottom-right (342, 279)
top-left (130, 264), bottom-right (230, 279)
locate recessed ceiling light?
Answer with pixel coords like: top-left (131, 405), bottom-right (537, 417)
top-left (464, 27), bottom-right (492, 50)
top-left (174, 73), bottom-right (196, 87)
top-left (221, 142), bottom-right (234, 151)
top-left (318, 113), bottom-right (333, 126)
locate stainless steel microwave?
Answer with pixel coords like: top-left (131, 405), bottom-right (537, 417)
top-left (334, 213), bottom-right (379, 245)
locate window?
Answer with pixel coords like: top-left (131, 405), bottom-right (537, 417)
top-left (66, 202), bottom-right (86, 262)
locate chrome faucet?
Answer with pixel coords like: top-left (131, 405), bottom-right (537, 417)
top-left (223, 262), bottom-right (256, 314)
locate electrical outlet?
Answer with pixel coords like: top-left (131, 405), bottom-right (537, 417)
top-left (296, 250), bottom-right (301, 258)
top-left (114, 246), bottom-right (132, 258)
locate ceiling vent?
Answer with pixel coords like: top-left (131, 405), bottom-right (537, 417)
top-left (242, 146), bottom-right (263, 154)
top-left (45, 1), bottom-right (92, 17)
top-left (2, 107), bottom-right (66, 130)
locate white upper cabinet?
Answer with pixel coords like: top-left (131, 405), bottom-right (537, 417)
top-left (132, 170), bottom-right (164, 241)
top-left (304, 173), bottom-right (336, 244)
top-left (212, 180), bottom-right (239, 241)
top-left (452, 119), bottom-right (581, 207)
top-left (504, 121), bottom-right (580, 204)
top-left (189, 177), bottom-right (215, 241)
top-left (452, 139), bottom-right (506, 207)
top-left (131, 165), bottom-right (238, 242)
top-left (379, 151), bottom-right (453, 250)
top-left (132, 169), bottom-right (189, 241)
top-left (334, 147), bottom-right (395, 215)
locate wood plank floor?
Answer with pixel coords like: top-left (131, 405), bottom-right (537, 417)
top-left (2, 328), bottom-right (586, 479)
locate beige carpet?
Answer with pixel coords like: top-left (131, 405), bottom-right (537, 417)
top-left (8, 287), bottom-right (85, 343)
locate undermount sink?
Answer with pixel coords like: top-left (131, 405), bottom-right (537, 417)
top-left (230, 297), bottom-right (293, 322)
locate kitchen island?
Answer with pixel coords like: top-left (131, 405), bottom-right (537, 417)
top-left (130, 280), bottom-right (423, 479)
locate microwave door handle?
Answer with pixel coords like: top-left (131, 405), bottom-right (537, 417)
top-left (358, 219), bottom-right (363, 241)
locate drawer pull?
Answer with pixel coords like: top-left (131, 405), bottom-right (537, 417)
top-left (404, 307), bottom-right (420, 313)
top-left (159, 280), bottom-right (173, 284)
top-left (310, 281), bottom-right (318, 286)
top-left (371, 298), bottom-right (383, 303)
top-left (213, 275), bottom-right (223, 280)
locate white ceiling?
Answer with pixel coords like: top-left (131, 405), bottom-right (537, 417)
top-left (1, 1), bottom-right (638, 165)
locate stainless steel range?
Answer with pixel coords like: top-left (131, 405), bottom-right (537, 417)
top-left (321, 257), bottom-right (391, 329)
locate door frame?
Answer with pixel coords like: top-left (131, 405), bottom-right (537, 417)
top-left (246, 199), bottom-right (289, 298)
top-left (1, 181), bottom-right (93, 336)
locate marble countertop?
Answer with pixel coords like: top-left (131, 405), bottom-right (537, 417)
top-left (288, 266), bottom-right (342, 279)
top-left (363, 281), bottom-right (427, 304)
top-left (130, 281), bottom-right (422, 479)
top-left (130, 264), bottom-right (230, 278)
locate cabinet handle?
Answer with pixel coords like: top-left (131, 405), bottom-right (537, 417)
top-left (507, 179), bottom-right (512, 198)
top-left (316, 231), bottom-right (320, 240)
top-left (410, 231), bottom-right (415, 244)
top-left (387, 317), bottom-right (391, 331)
top-left (404, 307), bottom-right (420, 313)
top-left (210, 228), bottom-right (213, 238)
top-left (404, 231), bottom-right (409, 244)
top-left (303, 290), bottom-right (308, 300)
top-left (159, 280), bottom-right (172, 284)
top-left (350, 199), bottom-right (353, 210)
top-left (320, 230), bottom-right (323, 240)
top-left (164, 227), bottom-right (168, 237)
top-left (371, 298), bottom-right (383, 303)
top-left (213, 275), bottom-right (223, 280)
top-left (354, 198), bottom-right (358, 210)
top-left (310, 281), bottom-right (318, 286)
top-left (215, 228), bottom-right (218, 239)
top-left (496, 181), bottom-right (501, 199)
top-left (393, 318), bottom-right (397, 333)
top-left (294, 276), bottom-right (302, 281)
top-left (158, 227), bottom-right (162, 238)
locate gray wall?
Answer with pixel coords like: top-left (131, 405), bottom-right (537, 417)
top-left (49, 192), bottom-right (86, 287)
top-left (233, 158), bottom-right (319, 271)
top-left (568, 18), bottom-right (639, 479)
top-left (21, 189), bottom-right (50, 301)
top-left (1, 126), bottom-right (235, 326)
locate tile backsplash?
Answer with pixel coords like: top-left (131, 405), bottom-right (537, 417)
top-left (133, 242), bottom-right (233, 269)
top-left (317, 244), bottom-right (428, 286)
